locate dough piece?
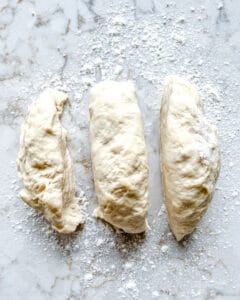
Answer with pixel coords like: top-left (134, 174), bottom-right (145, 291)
top-left (160, 76), bottom-right (220, 241)
top-left (17, 89), bottom-right (83, 233)
top-left (89, 81), bottom-right (149, 233)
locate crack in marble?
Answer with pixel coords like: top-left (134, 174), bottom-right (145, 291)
top-left (0, 5), bottom-right (16, 33)
top-left (81, 273), bottom-right (120, 299)
top-left (34, 15), bottom-right (50, 27)
top-left (58, 51), bottom-right (69, 79)
top-left (84, 0), bottom-right (102, 23)
top-left (158, 288), bottom-right (177, 298)
top-left (64, 19), bottom-right (71, 35)
top-left (216, 1), bottom-right (229, 24)
top-left (204, 288), bottom-right (239, 299)
top-left (77, 13), bottom-right (85, 29)
top-left (0, 99), bottom-right (24, 126)
top-left (35, 282), bottom-right (52, 298)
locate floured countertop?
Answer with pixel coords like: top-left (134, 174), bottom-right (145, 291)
top-left (0, 0), bottom-right (240, 299)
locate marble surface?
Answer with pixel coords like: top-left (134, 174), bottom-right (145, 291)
top-left (1, 0), bottom-right (240, 299)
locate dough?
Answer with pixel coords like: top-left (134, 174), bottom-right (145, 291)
top-left (17, 89), bottom-right (83, 233)
top-left (89, 81), bottom-right (149, 233)
top-left (160, 76), bottom-right (220, 241)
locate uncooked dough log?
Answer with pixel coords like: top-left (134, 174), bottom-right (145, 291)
top-left (89, 81), bottom-right (149, 233)
top-left (17, 89), bottom-right (83, 233)
top-left (160, 76), bottom-right (220, 241)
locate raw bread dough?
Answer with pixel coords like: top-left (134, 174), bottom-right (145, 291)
top-left (17, 89), bottom-right (83, 233)
top-left (89, 81), bottom-right (149, 233)
top-left (160, 76), bottom-right (220, 241)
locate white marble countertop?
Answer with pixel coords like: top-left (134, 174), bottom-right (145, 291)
top-left (1, 0), bottom-right (240, 299)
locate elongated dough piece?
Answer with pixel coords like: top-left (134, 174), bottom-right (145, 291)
top-left (17, 89), bottom-right (83, 233)
top-left (89, 81), bottom-right (149, 233)
top-left (160, 76), bottom-right (220, 241)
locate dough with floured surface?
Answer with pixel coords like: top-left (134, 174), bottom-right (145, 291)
top-left (17, 89), bottom-right (83, 233)
top-left (89, 81), bottom-right (149, 233)
top-left (160, 76), bottom-right (220, 241)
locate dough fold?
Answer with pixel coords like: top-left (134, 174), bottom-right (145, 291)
top-left (160, 76), bottom-right (220, 241)
top-left (89, 81), bottom-right (149, 233)
top-left (17, 88), bottom-right (83, 233)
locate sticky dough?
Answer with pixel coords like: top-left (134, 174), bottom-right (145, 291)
top-left (17, 88), bottom-right (83, 233)
top-left (89, 81), bottom-right (149, 233)
top-left (160, 76), bottom-right (220, 241)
